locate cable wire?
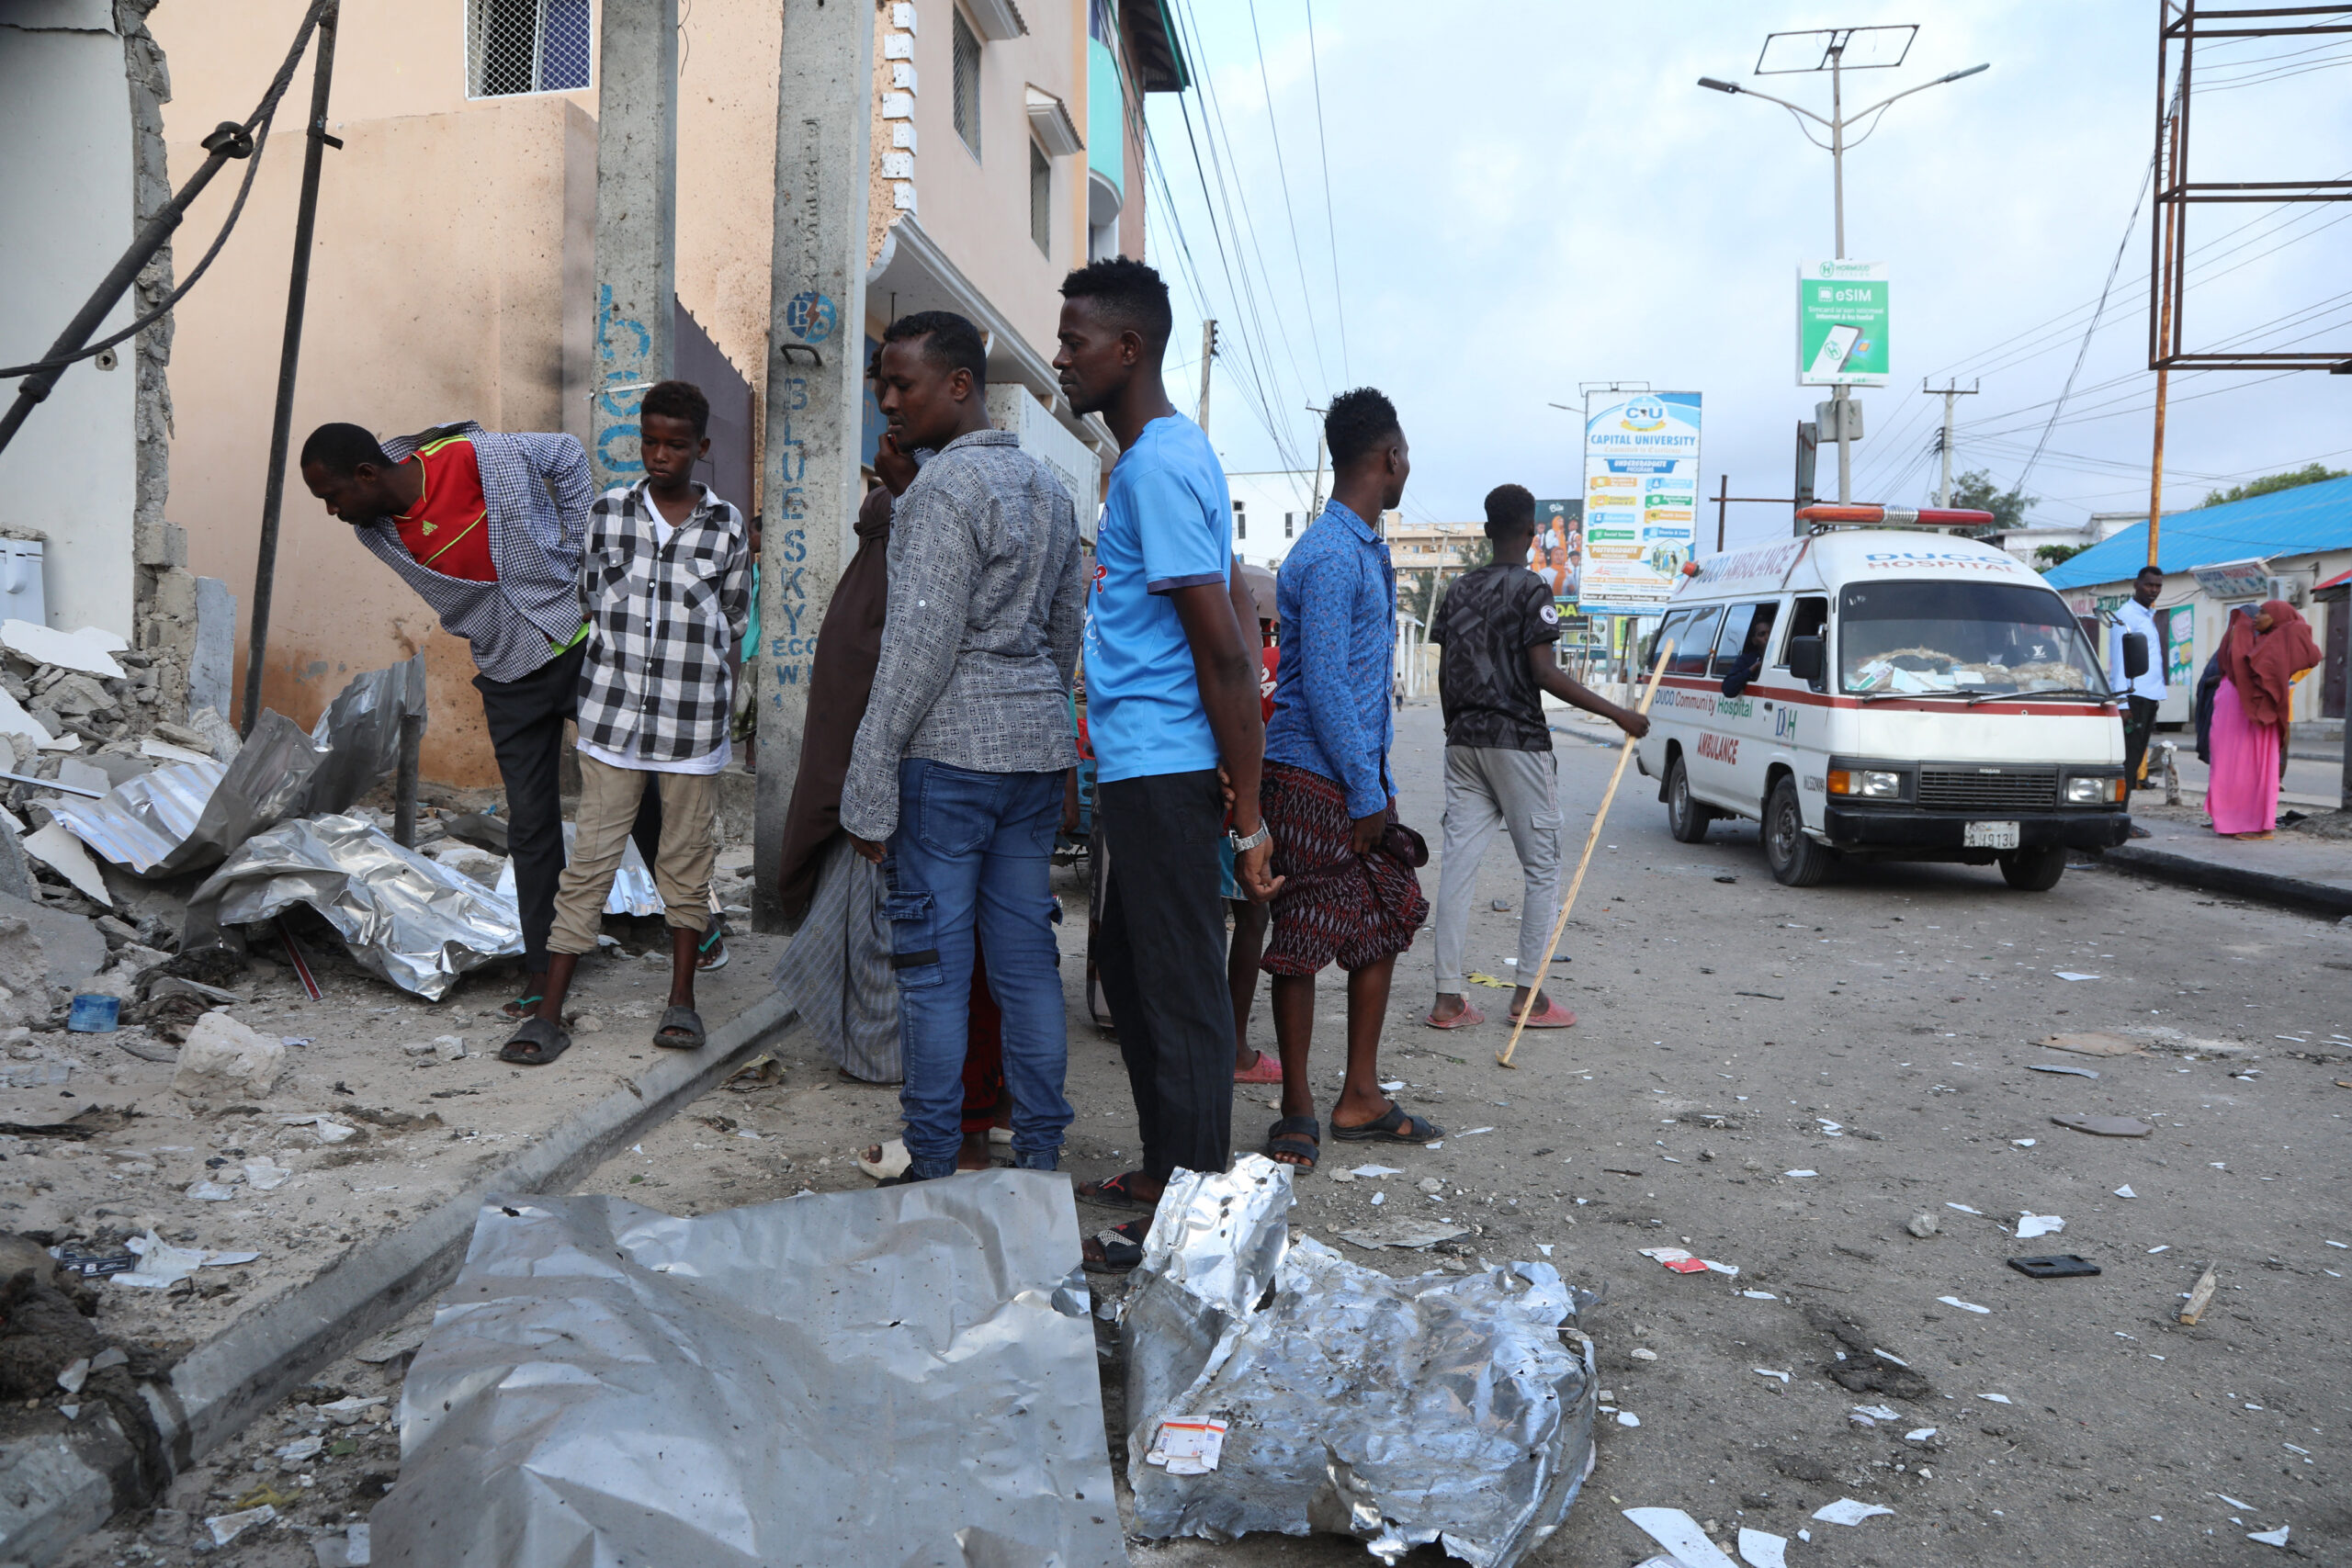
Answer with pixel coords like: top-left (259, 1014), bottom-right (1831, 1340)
top-left (0, 0), bottom-right (334, 380)
top-left (1302, 0), bottom-right (1351, 380)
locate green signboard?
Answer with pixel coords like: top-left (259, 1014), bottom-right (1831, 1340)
top-left (1797, 261), bottom-right (1889, 387)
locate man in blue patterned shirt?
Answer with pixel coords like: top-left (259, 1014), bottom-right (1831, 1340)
top-left (301, 418), bottom-right (661, 1026)
top-left (1257, 389), bottom-right (1443, 1172)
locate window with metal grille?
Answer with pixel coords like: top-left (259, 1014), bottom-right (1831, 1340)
top-left (953, 8), bottom-right (982, 157)
top-left (1029, 141), bottom-right (1051, 254)
top-left (468, 0), bottom-right (592, 99)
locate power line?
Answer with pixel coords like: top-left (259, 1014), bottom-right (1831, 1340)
top-left (1302, 0), bottom-right (1351, 381)
top-left (2014, 143), bottom-right (2156, 490)
top-left (1244, 0), bottom-right (1332, 388)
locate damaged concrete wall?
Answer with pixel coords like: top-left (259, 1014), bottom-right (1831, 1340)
top-left (0, 0), bottom-right (145, 640)
top-left (117, 0), bottom-right (214, 728)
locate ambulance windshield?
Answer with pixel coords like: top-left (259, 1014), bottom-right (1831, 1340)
top-left (1838, 581), bottom-right (2103, 698)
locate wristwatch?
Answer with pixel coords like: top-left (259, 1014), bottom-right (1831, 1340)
top-left (1228, 820), bottom-right (1271, 853)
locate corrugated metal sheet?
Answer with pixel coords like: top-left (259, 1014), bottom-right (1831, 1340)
top-left (2043, 474), bottom-right (2352, 590)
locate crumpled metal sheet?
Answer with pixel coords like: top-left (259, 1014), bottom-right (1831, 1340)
top-left (45, 757), bottom-right (227, 872)
top-left (370, 1180), bottom-right (1127, 1568)
top-left (1123, 1156), bottom-right (1597, 1568)
top-left (492, 820), bottom-right (663, 918)
top-left (54, 656), bottom-right (425, 875)
top-left (180, 814), bottom-right (520, 1000)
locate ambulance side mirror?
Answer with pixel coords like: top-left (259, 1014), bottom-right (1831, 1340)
top-left (1786, 635), bottom-right (1826, 686)
top-left (2121, 631), bottom-right (2150, 681)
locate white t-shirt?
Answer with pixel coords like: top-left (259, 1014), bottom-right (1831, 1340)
top-left (2109, 599), bottom-right (2168, 703)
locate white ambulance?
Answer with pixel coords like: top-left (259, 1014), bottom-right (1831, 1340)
top-left (1631, 510), bottom-right (2136, 890)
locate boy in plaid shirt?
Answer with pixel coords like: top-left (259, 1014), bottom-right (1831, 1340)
top-left (502, 380), bottom-right (751, 1066)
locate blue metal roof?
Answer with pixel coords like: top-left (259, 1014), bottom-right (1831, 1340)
top-left (2041, 473), bottom-right (2352, 590)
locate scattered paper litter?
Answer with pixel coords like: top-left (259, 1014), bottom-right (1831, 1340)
top-left (1852, 1404), bottom-right (1900, 1423)
top-left (1144, 1417), bottom-right (1227, 1476)
top-left (2012, 1138), bottom-right (2036, 1147)
top-left (1616, 1411), bottom-right (1641, 1427)
top-left (1753, 1368), bottom-right (1791, 1383)
top-left (1946, 1201), bottom-right (1983, 1214)
top-left (1350, 1164), bottom-right (1402, 1179)
top-left (2149, 1245), bottom-right (2171, 1254)
top-left (1938, 1296), bottom-right (1991, 1314)
top-left (1980, 1393), bottom-right (2012, 1404)
top-left (1457, 1126), bottom-right (1497, 1137)
top-left (2017, 1213), bottom-right (2065, 1239)
top-left (1870, 1348), bottom-right (1909, 1368)
top-left (1639, 1246), bottom-right (1709, 1274)
top-left (2027, 1063), bottom-right (2099, 1078)
top-left (1741, 1289), bottom-right (1778, 1300)
top-left (2248, 1525), bottom-right (2290, 1547)
top-left (1737, 1527), bottom-right (1789, 1568)
top-left (2215, 1494), bottom-right (2255, 1511)
top-left (1905, 1427), bottom-right (1939, 1442)
top-left (1622, 1506), bottom-right (1738, 1568)
top-left (2115, 1184), bottom-right (2137, 1199)
top-left (1784, 1168), bottom-right (1817, 1178)
top-left (1813, 1498), bottom-right (1894, 1527)
top-left (2053, 971), bottom-right (2101, 981)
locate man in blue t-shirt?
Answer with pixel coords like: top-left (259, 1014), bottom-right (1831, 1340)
top-left (1054, 258), bottom-right (1277, 1271)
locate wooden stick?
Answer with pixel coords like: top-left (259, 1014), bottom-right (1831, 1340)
top-left (1498, 638), bottom-right (1675, 1069)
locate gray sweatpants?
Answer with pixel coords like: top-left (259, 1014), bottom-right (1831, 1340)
top-left (1432, 746), bottom-right (1563, 995)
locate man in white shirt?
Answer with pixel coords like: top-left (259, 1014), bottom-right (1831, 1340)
top-left (2109, 564), bottom-right (2168, 795)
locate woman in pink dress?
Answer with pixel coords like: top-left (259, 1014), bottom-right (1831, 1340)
top-left (2205, 598), bottom-right (2322, 838)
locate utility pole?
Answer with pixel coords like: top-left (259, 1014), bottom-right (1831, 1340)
top-left (1196, 320), bottom-right (1216, 432)
top-left (1700, 31), bottom-right (1987, 503)
top-left (2148, 99), bottom-right (2184, 568)
top-left (1306, 406), bottom-right (1329, 520)
top-left (752, 0), bottom-right (875, 932)
top-left (1923, 378), bottom-right (1979, 506)
top-left (241, 2), bottom-right (339, 736)
top-left (589, 0), bottom-right (678, 491)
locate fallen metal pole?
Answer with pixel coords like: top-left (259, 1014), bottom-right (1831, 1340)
top-left (392, 706), bottom-right (424, 847)
top-left (1498, 638), bottom-right (1673, 1070)
top-left (242, 2), bottom-right (342, 737)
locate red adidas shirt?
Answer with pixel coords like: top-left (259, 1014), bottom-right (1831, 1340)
top-left (392, 434), bottom-right (496, 583)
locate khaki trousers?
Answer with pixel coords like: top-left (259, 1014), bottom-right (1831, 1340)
top-left (548, 753), bottom-right (720, 955)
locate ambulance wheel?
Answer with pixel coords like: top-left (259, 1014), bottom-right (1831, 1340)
top-left (1998, 845), bottom-right (2067, 891)
top-left (1764, 777), bottom-right (1833, 888)
top-left (1667, 758), bottom-right (1714, 843)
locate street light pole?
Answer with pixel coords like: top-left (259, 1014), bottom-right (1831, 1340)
top-left (1699, 41), bottom-right (1987, 503)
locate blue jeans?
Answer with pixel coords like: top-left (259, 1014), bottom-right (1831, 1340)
top-left (884, 758), bottom-right (1072, 1180)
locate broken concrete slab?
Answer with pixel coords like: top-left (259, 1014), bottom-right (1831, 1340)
top-left (0, 821), bottom-right (33, 903)
top-left (0, 620), bottom-right (127, 681)
top-left (21, 823), bottom-right (110, 906)
top-left (0, 891), bottom-right (107, 991)
top-left (187, 578), bottom-right (234, 719)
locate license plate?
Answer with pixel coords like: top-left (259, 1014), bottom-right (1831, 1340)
top-left (1963, 820), bottom-right (2021, 849)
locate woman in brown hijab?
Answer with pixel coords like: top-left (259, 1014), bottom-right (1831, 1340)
top-left (2205, 599), bottom-right (2322, 838)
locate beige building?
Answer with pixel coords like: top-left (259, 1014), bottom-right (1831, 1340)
top-left (152, 0), bottom-right (1181, 786)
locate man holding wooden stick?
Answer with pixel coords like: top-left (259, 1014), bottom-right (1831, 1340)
top-left (1426, 484), bottom-right (1650, 1032)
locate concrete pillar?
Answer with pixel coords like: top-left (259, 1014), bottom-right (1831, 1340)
top-left (590, 0), bottom-right (679, 491)
top-left (752, 0), bottom-right (875, 932)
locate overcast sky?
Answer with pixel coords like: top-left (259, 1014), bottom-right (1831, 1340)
top-left (1142, 1), bottom-right (2352, 549)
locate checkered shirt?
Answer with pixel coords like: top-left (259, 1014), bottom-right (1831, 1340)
top-left (354, 422), bottom-right (594, 683)
top-left (573, 480), bottom-right (752, 763)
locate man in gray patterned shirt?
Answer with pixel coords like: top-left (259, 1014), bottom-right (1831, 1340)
top-left (842, 311), bottom-right (1086, 1183)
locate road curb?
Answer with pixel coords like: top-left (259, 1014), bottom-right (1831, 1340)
top-left (2096, 843), bottom-right (2352, 919)
top-left (5, 993), bottom-right (797, 1566)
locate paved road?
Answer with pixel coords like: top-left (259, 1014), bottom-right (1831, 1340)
top-left (1130, 700), bottom-right (2348, 1568)
top-left (85, 700), bottom-right (2347, 1568)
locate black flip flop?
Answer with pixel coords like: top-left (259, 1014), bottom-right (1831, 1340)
top-left (1082, 1217), bottom-right (1149, 1274)
top-left (1074, 1170), bottom-right (1157, 1213)
top-left (499, 1016), bottom-right (571, 1066)
top-left (1265, 1114), bottom-right (1320, 1174)
top-left (653, 1005), bottom-right (706, 1050)
top-left (1331, 1102), bottom-right (1445, 1145)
